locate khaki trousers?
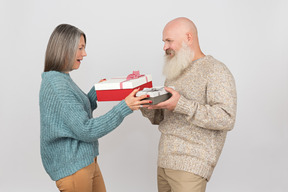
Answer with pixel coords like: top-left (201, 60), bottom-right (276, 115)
top-left (157, 167), bottom-right (207, 192)
top-left (56, 157), bottom-right (106, 192)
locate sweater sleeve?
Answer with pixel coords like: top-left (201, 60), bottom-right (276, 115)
top-left (87, 86), bottom-right (97, 110)
top-left (61, 100), bottom-right (132, 142)
top-left (173, 63), bottom-right (237, 131)
top-left (140, 108), bottom-right (164, 125)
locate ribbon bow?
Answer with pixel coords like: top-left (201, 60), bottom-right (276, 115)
top-left (126, 71), bottom-right (144, 80)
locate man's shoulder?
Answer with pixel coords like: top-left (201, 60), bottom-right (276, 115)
top-left (191, 55), bottom-right (222, 75)
top-left (203, 55), bottom-right (223, 67)
top-left (203, 55), bottom-right (231, 73)
top-left (203, 56), bottom-right (235, 83)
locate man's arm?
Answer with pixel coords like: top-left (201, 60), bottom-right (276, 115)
top-left (148, 65), bottom-right (237, 131)
top-left (140, 108), bottom-right (164, 125)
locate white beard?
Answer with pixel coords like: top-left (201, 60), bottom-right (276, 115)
top-left (163, 43), bottom-right (194, 80)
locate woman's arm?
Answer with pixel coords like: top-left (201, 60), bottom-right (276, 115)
top-left (87, 86), bottom-right (97, 110)
top-left (62, 99), bottom-right (132, 142)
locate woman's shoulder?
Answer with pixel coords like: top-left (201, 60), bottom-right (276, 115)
top-left (41, 71), bottom-right (72, 93)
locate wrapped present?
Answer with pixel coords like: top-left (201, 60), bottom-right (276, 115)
top-left (95, 71), bottom-right (152, 101)
top-left (136, 86), bottom-right (173, 105)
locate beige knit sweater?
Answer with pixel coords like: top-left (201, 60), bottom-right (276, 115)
top-left (141, 55), bottom-right (237, 181)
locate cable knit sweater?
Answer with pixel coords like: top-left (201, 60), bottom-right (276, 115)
top-left (141, 55), bottom-right (237, 181)
top-left (39, 71), bottom-right (132, 181)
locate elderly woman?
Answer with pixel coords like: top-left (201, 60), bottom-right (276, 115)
top-left (39, 24), bottom-right (150, 192)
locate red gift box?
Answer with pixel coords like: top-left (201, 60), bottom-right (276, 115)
top-left (95, 71), bottom-right (153, 101)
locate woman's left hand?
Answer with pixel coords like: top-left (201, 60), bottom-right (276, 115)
top-left (125, 88), bottom-right (151, 110)
top-left (98, 78), bottom-right (106, 83)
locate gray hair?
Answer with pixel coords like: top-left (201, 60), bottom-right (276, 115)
top-left (44, 24), bottom-right (86, 72)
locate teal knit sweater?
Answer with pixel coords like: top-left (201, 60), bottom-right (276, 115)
top-left (39, 71), bottom-right (133, 181)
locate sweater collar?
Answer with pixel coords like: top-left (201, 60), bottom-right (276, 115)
top-left (41, 71), bottom-right (70, 79)
top-left (191, 55), bottom-right (212, 65)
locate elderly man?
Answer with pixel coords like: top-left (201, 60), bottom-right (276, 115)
top-left (141, 17), bottom-right (237, 192)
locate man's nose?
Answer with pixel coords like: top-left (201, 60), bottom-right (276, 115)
top-left (163, 43), bottom-right (169, 51)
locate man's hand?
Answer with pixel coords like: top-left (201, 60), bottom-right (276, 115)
top-left (147, 87), bottom-right (180, 111)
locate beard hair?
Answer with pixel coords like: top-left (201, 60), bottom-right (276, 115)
top-left (163, 43), bottom-right (194, 80)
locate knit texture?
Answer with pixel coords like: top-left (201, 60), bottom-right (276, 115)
top-left (141, 55), bottom-right (237, 181)
top-left (39, 71), bottom-right (132, 181)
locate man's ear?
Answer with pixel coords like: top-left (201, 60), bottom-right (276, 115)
top-left (186, 32), bottom-right (193, 45)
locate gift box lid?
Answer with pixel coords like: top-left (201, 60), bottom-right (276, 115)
top-left (136, 86), bottom-right (174, 105)
top-left (136, 86), bottom-right (174, 97)
top-left (95, 73), bottom-right (152, 90)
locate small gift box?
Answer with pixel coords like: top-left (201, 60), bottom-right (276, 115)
top-left (136, 86), bottom-right (172, 105)
top-left (95, 71), bottom-right (153, 101)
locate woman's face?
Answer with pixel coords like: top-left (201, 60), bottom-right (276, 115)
top-left (72, 35), bottom-right (87, 70)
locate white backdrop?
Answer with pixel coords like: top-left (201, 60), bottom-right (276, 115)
top-left (1, 0), bottom-right (287, 191)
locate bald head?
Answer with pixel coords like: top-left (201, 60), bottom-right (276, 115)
top-left (162, 17), bottom-right (204, 61)
top-left (164, 17), bottom-right (198, 38)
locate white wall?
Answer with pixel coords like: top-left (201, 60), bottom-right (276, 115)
top-left (1, 0), bottom-right (287, 191)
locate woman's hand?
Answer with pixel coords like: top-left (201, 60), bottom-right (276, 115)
top-left (125, 88), bottom-right (151, 110)
top-left (98, 78), bottom-right (106, 83)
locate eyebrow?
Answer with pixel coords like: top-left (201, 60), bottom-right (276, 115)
top-left (163, 38), bottom-right (172, 42)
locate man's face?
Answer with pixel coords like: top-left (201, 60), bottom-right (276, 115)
top-left (162, 42), bottom-right (194, 80)
top-left (162, 24), bottom-right (194, 80)
top-left (162, 26), bottom-right (186, 58)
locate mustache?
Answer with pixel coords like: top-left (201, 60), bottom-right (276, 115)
top-left (165, 49), bottom-right (175, 56)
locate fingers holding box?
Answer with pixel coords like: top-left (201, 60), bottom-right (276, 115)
top-left (125, 89), bottom-right (152, 110)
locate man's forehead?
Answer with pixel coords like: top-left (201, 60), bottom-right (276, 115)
top-left (162, 27), bottom-right (179, 40)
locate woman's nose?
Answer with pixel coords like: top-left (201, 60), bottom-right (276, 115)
top-left (83, 49), bottom-right (87, 57)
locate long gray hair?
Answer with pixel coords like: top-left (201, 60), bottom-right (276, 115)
top-left (44, 24), bottom-right (86, 72)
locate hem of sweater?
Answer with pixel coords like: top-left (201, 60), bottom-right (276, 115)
top-left (158, 154), bottom-right (214, 181)
top-left (48, 154), bottom-right (98, 181)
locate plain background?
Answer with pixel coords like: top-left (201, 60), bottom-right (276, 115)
top-left (0, 0), bottom-right (287, 191)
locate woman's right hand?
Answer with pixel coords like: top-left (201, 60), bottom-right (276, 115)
top-left (125, 88), bottom-right (151, 110)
